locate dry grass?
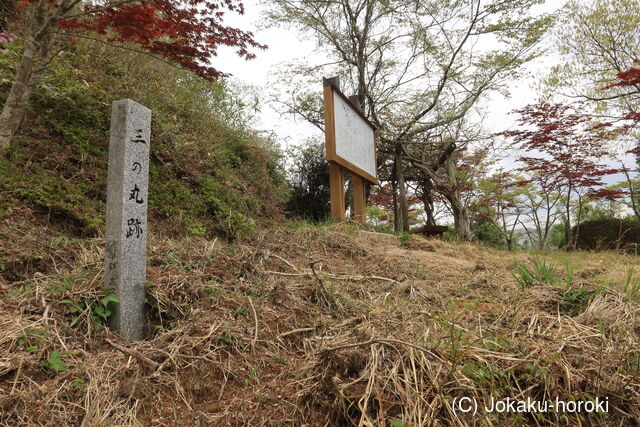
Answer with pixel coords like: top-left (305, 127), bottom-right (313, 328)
top-left (1, 213), bottom-right (639, 426)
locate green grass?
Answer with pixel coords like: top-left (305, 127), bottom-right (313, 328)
top-left (623, 267), bottom-right (640, 301)
top-left (512, 257), bottom-right (558, 288)
top-left (1, 37), bottom-right (288, 239)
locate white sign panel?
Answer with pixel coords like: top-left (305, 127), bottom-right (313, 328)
top-left (333, 91), bottom-right (376, 178)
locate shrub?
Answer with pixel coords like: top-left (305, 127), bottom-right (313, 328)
top-left (285, 140), bottom-right (330, 221)
top-left (573, 219), bottom-right (640, 252)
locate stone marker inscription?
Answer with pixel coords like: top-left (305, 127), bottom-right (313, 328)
top-left (105, 99), bottom-right (151, 340)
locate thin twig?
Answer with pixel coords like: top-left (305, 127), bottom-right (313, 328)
top-left (324, 338), bottom-right (447, 364)
top-left (248, 296), bottom-right (258, 349)
top-left (270, 254), bottom-right (302, 273)
top-left (278, 327), bottom-right (315, 339)
top-left (105, 339), bottom-right (159, 370)
top-left (10, 359), bottom-right (23, 395)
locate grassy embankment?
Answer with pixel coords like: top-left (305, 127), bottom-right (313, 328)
top-left (0, 38), bottom-right (286, 240)
top-left (1, 217), bottom-right (639, 425)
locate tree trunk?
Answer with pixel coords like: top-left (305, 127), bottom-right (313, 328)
top-left (0, 37), bottom-right (40, 157)
top-left (443, 156), bottom-right (473, 240)
top-left (392, 171), bottom-right (400, 232)
top-left (345, 176), bottom-right (354, 219)
top-left (0, 0), bottom-right (56, 158)
top-left (622, 165), bottom-right (640, 220)
top-left (447, 193), bottom-right (473, 240)
top-left (395, 148), bottom-right (410, 232)
top-left (564, 185), bottom-right (573, 249)
top-left (421, 179), bottom-right (436, 226)
top-left (573, 193), bottom-right (584, 250)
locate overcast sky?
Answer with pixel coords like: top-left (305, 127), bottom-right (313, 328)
top-left (213, 1), bottom-right (634, 180)
top-left (214, 0), bottom-right (562, 153)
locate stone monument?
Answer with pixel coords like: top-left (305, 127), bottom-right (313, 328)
top-left (104, 99), bottom-right (151, 340)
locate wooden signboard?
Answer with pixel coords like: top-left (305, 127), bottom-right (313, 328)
top-left (323, 77), bottom-right (378, 222)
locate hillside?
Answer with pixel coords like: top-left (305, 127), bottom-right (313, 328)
top-left (0, 38), bottom-right (287, 240)
top-left (1, 214), bottom-right (639, 426)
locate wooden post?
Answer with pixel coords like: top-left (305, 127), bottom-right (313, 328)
top-left (352, 175), bottom-right (366, 223)
top-left (329, 162), bottom-right (345, 219)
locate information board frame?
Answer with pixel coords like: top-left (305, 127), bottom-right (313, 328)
top-left (323, 79), bottom-right (378, 184)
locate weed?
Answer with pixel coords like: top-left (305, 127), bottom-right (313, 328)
top-left (560, 286), bottom-right (598, 317)
top-left (18, 327), bottom-right (46, 352)
top-left (623, 268), bottom-right (640, 301)
top-left (218, 331), bottom-right (234, 348)
top-left (63, 292), bottom-right (119, 331)
top-left (273, 354), bottom-right (288, 366)
top-left (52, 235), bottom-right (72, 246)
top-left (563, 260), bottom-right (575, 289)
top-left (172, 408), bottom-right (179, 425)
top-left (48, 275), bottom-right (76, 295)
top-left (183, 262), bottom-right (197, 272)
top-left (165, 251), bottom-right (181, 266)
top-left (92, 295), bottom-right (119, 325)
top-left (40, 350), bottom-right (69, 373)
top-left (203, 282), bottom-right (226, 299)
top-left (512, 258), bottom-right (557, 288)
top-left (243, 364), bottom-right (260, 387)
top-left (72, 377), bottom-right (86, 389)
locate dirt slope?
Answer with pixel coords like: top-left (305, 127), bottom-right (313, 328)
top-left (1, 214), bottom-right (639, 426)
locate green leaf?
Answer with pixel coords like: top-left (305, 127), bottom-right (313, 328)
top-left (100, 295), bottom-right (120, 307)
top-left (390, 420), bottom-right (407, 427)
top-left (100, 295), bottom-right (119, 306)
top-left (47, 350), bottom-right (68, 373)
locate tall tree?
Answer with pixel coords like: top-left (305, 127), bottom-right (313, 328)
top-left (502, 102), bottom-right (624, 248)
top-left (0, 0), bottom-right (265, 157)
top-left (545, 0), bottom-right (640, 115)
top-left (472, 170), bottom-right (526, 250)
top-left (547, 1), bottom-right (640, 221)
top-left (286, 139), bottom-right (330, 221)
top-left (516, 172), bottom-right (564, 249)
top-left (267, 0), bottom-right (551, 238)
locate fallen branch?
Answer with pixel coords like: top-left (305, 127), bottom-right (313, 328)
top-left (324, 338), bottom-right (447, 364)
top-left (278, 327), bottom-right (315, 339)
top-left (105, 339), bottom-right (159, 370)
top-left (270, 253), bottom-right (302, 273)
